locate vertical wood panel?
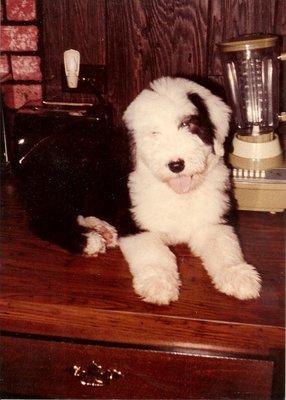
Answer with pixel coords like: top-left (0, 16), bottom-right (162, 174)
top-left (274, 0), bottom-right (286, 37)
top-left (106, 0), bottom-right (174, 122)
top-left (42, 0), bottom-right (105, 102)
top-left (106, 0), bottom-right (209, 123)
top-left (172, 0), bottom-right (209, 77)
top-left (41, 0), bottom-right (285, 122)
top-left (206, 0), bottom-right (225, 78)
top-left (208, 0), bottom-right (281, 77)
top-left (274, 0), bottom-right (286, 112)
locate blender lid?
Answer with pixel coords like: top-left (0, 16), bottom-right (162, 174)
top-left (219, 34), bottom-right (278, 52)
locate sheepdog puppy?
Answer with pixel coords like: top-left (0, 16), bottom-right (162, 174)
top-left (20, 77), bottom-right (261, 305)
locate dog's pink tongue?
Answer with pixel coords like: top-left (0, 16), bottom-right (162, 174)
top-left (168, 176), bottom-right (192, 194)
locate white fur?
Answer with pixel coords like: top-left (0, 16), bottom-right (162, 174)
top-left (119, 76), bottom-right (261, 304)
top-left (119, 232), bottom-right (180, 305)
top-left (83, 231), bottom-right (106, 256)
top-left (78, 215), bottom-right (118, 248)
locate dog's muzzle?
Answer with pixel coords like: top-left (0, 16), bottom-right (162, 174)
top-left (166, 159), bottom-right (192, 194)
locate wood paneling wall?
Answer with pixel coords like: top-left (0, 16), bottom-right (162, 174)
top-left (42, 0), bottom-right (286, 124)
top-left (42, 0), bottom-right (105, 104)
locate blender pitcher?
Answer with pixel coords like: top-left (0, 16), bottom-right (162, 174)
top-left (219, 34), bottom-right (286, 171)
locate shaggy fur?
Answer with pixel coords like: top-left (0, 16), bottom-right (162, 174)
top-left (19, 77), bottom-right (261, 304)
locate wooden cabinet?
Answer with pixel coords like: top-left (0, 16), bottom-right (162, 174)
top-left (0, 175), bottom-right (285, 399)
top-left (1, 336), bottom-right (274, 399)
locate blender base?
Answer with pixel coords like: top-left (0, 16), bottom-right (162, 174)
top-left (229, 133), bottom-right (283, 170)
top-left (231, 166), bottom-right (286, 212)
top-left (229, 133), bottom-right (285, 212)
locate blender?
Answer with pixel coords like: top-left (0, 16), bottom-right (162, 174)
top-left (219, 34), bottom-right (286, 212)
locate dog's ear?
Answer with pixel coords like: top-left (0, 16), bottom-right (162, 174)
top-left (187, 93), bottom-right (216, 147)
top-left (207, 95), bottom-right (231, 157)
top-left (203, 92), bottom-right (232, 145)
top-left (122, 89), bottom-right (152, 134)
top-left (188, 92), bottom-right (231, 156)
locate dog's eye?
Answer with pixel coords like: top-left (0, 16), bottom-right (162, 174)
top-left (181, 121), bottom-right (191, 128)
top-left (180, 116), bottom-right (200, 134)
top-left (180, 116), bottom-right (196, 129)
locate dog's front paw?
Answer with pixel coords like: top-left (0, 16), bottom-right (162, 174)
top-left (213, 263), bottom-right (261, 300)
top-left (83, 231), bottom-right (106, 257)
top-left (133, 268), bottom-right (181, 305)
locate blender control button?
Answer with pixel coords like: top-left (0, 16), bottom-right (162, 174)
top-left (255, 170), bottom-right (260, 178)
top-left (238, 169), bottom-right (243, 177)
top-left (243, 170), bottom-right (248, 178)
top-left (249, 170), bottom-right (254, 178)
top-left (233, 168), bottom-right (237, 177)
top-left (261, 170), bottom-right (266, 178)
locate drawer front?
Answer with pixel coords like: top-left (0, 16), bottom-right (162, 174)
top-left (1, 335), bottom-right (273, 399)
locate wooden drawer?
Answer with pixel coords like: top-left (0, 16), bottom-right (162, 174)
top-left (1, 335), bottom-right (273, 399)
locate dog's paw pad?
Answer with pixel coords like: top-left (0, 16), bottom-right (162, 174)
top-left (134, 271), bottom-right (180, 305)
top-left (78, 215), bottom-right (118, 248)
top-left (213, 263), bottom-right (261, 300)
top-left (82, 231), bottom-right (106, 257)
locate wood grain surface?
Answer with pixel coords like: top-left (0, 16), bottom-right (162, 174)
top-left (41, 0), bottom-right (286, 122)
top-left (0, 174), bottom-right (284, 356)
top-left (207, 0), bottom-right (286, 76)
top-left (106, 0), bottom-right (210, 120)
top-left (2, 336), bottom-right (273, 399)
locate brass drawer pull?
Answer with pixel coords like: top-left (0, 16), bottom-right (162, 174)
top-left (73, 361), bottom-right (123, 387)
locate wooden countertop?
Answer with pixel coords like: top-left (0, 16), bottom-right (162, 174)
top-left (1, 173), bottom-right (285, 356)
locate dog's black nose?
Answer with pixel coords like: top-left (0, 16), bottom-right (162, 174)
top-left (168, 159), bottom-right (185, 173)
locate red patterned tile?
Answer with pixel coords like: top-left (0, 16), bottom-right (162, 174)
top-left (1, 26), bottom-right (38, 51)
top-left (6, 0), bottom-right (36, 21)
top-left (2, 84), bottom-right (42, 109)
top-left (11, 55), bottom-right (42, 80)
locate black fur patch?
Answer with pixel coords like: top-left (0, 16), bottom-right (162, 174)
top-left (222, 182), bottom-right (238, 230)
top-left (18, 127), bottom-right (142, 254)
top-left (187, 93), bottom-right (216, 147)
